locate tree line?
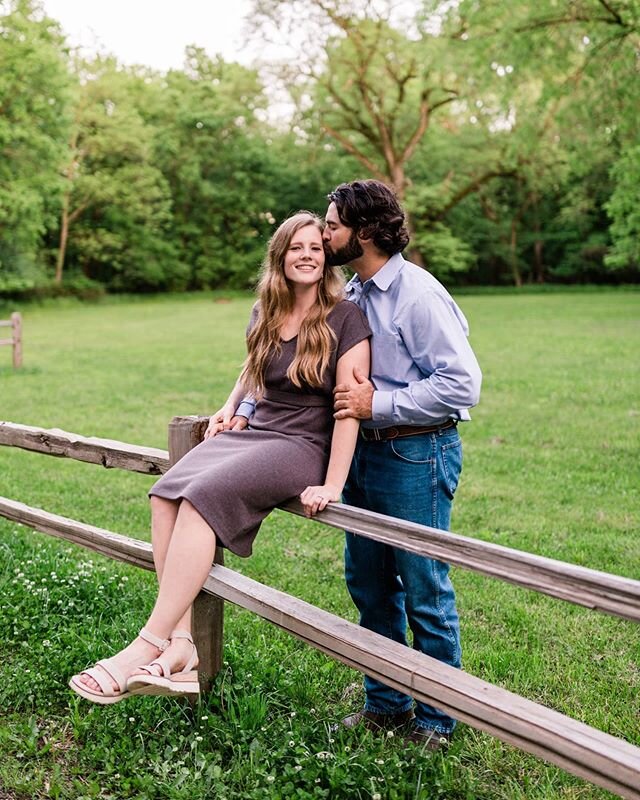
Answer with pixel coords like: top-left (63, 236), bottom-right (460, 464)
top-left (1, 0), bottom-right (638, 296)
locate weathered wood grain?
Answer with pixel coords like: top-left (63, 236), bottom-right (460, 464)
top-left (11, 312), bottom-right (22, 369)
top-left (0, 496), bottom-right (638, 800)
top-left (1, 421), bottom-right (638, 622)
top-left (281, 499), bottom-right (640, 623)
top-left (0, 422), bottom-right (169, 474)
top-left (168, 415), bottom-right (223, 690)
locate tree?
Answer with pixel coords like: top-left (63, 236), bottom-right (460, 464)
top-left (55, 58), bottom-right (182, 290)
top-left (0, 0), bottom-right (71, 288)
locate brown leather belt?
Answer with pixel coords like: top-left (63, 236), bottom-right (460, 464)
top-left (360, 419), bottom-right (457, 442)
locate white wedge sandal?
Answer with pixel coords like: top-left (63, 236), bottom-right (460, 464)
top-left (69, 627), bottom-right (171, 705)
top-left (126, 629), bottom-right (199, 696)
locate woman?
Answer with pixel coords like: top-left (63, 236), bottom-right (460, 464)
top-left (69, 211), bottom-right (371, 704)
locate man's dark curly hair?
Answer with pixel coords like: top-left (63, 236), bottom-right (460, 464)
top-left (327, 179), bottom-right (410, 255)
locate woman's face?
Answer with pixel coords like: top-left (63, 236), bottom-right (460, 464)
top-left (283, 225), bottom-right (325, 289)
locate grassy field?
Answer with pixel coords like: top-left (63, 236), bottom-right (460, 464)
top-left (0, 290), bottom-right (638, 800)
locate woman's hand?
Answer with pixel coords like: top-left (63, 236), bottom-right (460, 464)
top-left (204, 407), bottom-right (249, 439)
top-left (299, 484), bottom-right (341, 518)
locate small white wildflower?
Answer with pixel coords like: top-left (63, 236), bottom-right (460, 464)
top-left (288, 740), bottom-right (295, 747)
top-left (310, 708), bottom-right (316, 714)
top-left (375, 758), bottom-right (384, 765)
top-left (294, 765), bottom-right (302, 772)
top-left (329, 737), bottom-right (334, 744)
top-left (386, 730), bottom-right (394, 738)
top-left (373, 794), bottom-right (382, 800)
top-left (290, 711), bottom-right (296, 718)
top-left (128, 717), bottom-right (135, 723)
top-left (195, 736), bottom-right (203, 742)
top-left (266, 776), bottom-right (275, 784)
top-left (42, 640), bottom-right (51, 647)
top-left (201, 715), bottom-right (208, 720)
top-left (315, 778), bottom-right (321, 784)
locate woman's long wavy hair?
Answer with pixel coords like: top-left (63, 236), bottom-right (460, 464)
top-left (240, 212), bottom-right (345, 395)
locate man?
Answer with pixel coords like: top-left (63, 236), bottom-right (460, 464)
top-left (323, 180), bottom-right (482, 750)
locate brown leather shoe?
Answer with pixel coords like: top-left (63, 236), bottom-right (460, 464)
top-left (404, 726), bottom-right (451, 752)
top-left (340, 708), bottom-right (415, 732)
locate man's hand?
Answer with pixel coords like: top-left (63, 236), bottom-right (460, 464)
top-left (204, 408), bottom-right (249, 439)
top-left (333, 367), bottom-right (374, 420)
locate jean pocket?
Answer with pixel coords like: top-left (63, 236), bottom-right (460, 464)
top-left (390, 435), bottom-right (432, 464)
top-left (441, 439), bottom-right (463, 497)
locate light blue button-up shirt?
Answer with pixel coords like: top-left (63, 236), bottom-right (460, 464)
top-left (346, 252), bottom-right (481, 427)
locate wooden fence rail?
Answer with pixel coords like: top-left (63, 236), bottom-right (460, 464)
top-left (0, 312), bottom-right (22, 368)
top-left (1, 417), bottom-right (639, 799)
top-left (2, 420), bottom-right (639, 623)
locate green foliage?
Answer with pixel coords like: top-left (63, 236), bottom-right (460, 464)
top-left (605, 144), bottom-right (640, 270)
top-left (0, 0), bottom-right (72, 277)
top-left (1, 0), bottom-right (640, 290)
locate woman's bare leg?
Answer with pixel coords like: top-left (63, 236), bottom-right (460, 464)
top-left (150, 496), bottom-right (191, 634)
top-left (79, 500), bottom-right (216, 692)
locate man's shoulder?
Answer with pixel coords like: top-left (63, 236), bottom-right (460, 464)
top-left (394, 257), bottom-right (451, 300)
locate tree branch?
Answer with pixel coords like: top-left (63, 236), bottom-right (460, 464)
top-left (434, 170), bottom-right (519, 220)
top-left (321, 123), bottom-right (388, 182)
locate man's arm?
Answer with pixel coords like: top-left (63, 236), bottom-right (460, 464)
top-left (334, 291), bottom-right (481, 424)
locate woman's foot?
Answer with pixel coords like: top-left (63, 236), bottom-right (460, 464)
top-left (70, 628), bottom-right (170, 703)
top-left (127, 629), bottom-right (199, 696)
top-left (129, 635), bottom-right (196, 679)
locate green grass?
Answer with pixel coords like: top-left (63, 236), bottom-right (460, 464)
top-left (0, 291), bottom-right (639, 799)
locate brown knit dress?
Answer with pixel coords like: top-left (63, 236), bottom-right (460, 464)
top-left (149, 300), bottom-right (371, 556)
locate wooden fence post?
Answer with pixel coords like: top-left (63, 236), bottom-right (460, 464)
top-left (11, 313), bottom-right (22, 369)
top-left (168, 415), bottom-right (224, 694)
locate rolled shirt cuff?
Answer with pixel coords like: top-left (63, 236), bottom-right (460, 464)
top-left (235, 400), bottom-right (256, 419)
top-left (371, 390), bottom-right (394, 424)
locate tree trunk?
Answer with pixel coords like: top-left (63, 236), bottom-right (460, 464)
top-left (391, 167), bottom-right (426, 267)
top-left (55, 193), bottom-right (70, 285)
top-left (510, 219), bottom-right (523, 287)
top-left (532, 200), bottom-right (545, 283)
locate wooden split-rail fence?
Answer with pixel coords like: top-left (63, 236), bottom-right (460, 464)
top-left (0, 417), bottom-right (639, 799)
top-left (0, 312), bottom-right (22, 368)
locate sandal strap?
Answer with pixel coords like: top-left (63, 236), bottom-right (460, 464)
top-left (95, 658), bottom-right (126, 693)
top-left (141, 657), bottom-right (171, 678)
top-left (82, 665), bottom-right (117, 696)
top-left (170, 629), bottom-right (194, 644)
top-left (139, 627), bottom-right (169, 652)
top-left (184, 645), bottom-right (198, 673)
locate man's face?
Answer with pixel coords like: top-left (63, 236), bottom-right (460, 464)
top-left (323, 202), bottom-right (363, 266)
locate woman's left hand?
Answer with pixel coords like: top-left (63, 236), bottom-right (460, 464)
top-left (300, 484), bottom-right (341, 518)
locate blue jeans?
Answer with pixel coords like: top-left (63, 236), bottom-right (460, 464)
top-left (343, 426), bottom-right (463, 734)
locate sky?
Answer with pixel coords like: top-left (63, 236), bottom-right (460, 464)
top-left (41, 0), bottom-right (257, 71)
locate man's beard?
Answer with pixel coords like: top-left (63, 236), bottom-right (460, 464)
top-left (324, 231), bottom-right (364, 267)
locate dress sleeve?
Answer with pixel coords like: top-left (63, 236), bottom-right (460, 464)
top-left (246, 302), bottom-right (260, 336)
top-left (335, 301), bottom-right (372, 361)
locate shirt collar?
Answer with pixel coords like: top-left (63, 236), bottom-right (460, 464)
top-left (345, 252), bottom-right (404, 296)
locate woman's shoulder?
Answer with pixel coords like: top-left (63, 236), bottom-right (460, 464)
top-left (328, 299), bottom-right (368, 327)
top-left (327, 300), bottom-right (371, 355)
